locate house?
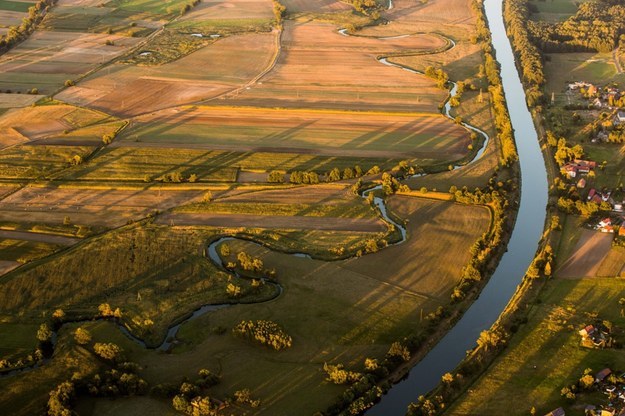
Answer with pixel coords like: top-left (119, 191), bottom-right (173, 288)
top-left (601, 225), bottom-right (615, 233)
top-left (614, 203), bottom-right (623, 212)
top-left (574, 159), bottom-right (597, 173)
top-left (564, 164), bottom-right (578, 178)
top-left (594, 97), bottom-right (604, 108)
top-left (588, 188), bottom-right (597, 200)
top-left (616, 110), bottom-right (625, 124)
top-left (579, 325), bottom-right (596, 337)
top-left (578, 178), bottom-right (587, 188)
top-left (569, 81), bottom-right (592, 90)
top-left (599, 218), bottom-right (612, 228)
top-left (545, 408), bottom-right (566, 416)
top-left (595, 367), bottom-right (612, 383)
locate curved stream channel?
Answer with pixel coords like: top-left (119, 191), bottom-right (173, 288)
top-left (3, 6), bottom-right (547, 414)
top-left (367, 0), bottom-right (549, 413)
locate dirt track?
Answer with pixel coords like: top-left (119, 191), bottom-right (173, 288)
top-left (156, 212), bottom-right (386, 232)
top-left (557, 229), bottom-right (614, 278)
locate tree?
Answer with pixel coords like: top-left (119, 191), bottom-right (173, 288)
top-left (267, 171), bottom-right (284, 183)
top-left (93, 342), bottom-right (123, 362)
top-left (202, 190), bottom-right (212, 203)
top-left (544, 261), bottom-right (552, 277)
top-left (441, 372), bottom-right (454, 384)
top-left (226, 283), bottom-right (241, 298)
top-left (219, 243), bottom-right (230, 257)
top-left (37, 323), bottom-right (52, 343)
top-left (74, 327), bottom-right (92, 345)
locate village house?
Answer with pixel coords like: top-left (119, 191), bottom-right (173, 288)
top-left (579, 324), bottom-right (611, 347)
top-left (545, 407), bottom-right (566, 416)
top-left (615, 110), bottom-right (625, 125)
top-left (564, 159), bottom-right (597, 178)
top-left (596, 368), bottom-right (612, 383)
top-left (578, 178), bottom-right (587, 188)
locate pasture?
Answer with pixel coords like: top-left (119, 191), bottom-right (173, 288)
top-left (448, 278), bottom-right (625, 415)
top-left (0, 145), bottom-right (95, 179)
top-left (544, 52), bottom-right (625, 94)
top-left (134, 196), bottom-right (490, 415)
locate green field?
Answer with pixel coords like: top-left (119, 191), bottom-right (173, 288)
top-left (449, 278), bottom-right (625, 415)
top-left (0, 145), bottom-right (96, 179)
top-left (544, 52), bottom-right (625, 94)
top-left (0, 322), bottom-right (38, 362)
top-left (0, 0), bottom-right (34, 13)
top-left (529, 0), bottom-right (579, 22)
top-left (0, 239), bottom-right (61, 263)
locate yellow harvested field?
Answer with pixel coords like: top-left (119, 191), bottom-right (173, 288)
top-left (58, 32), bottom-right (279, 116)
top-left (225, 21), bottom-right (447, 111)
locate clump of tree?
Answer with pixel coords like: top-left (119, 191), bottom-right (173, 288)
top-left (267, 170), bottom-right (285, 183)
top-left (233, 320), bottom-right (292, 350)
top-left (47, 381), bottom-right (75, 416)
top-left (233, 388), bottom-right (261, 408)
top-left (323, 362), bottom-right (362, 385)
top-left (424, 66), bottom-right (449, 89)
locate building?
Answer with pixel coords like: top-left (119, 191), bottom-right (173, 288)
top-left (545, 408), bottom-right (566, 416)
top-left (595, 368), bottom-right (612, 383)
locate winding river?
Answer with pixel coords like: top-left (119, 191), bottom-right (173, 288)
top-left (367, 0), bottom-right (549, 413)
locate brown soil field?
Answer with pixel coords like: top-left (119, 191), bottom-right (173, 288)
top-left (0, 30), bottom-right (141, 94)
top-left (0, 230), bottom-right (79, 245)
top-left (156, 212), bottom-right (387, 231)
top-left (556, 229), bottom-right (614, 278)
top-left (224, 21), bottom-right (447, 111)
top-left (58, 32), bottom-right (278, 116)
top-left (0, 104), bottom-right (118, 148)
top-left (280, 0), bottom-right (351, 13)
top-left (0, 93), bottom-right (44, 108)
top-left (386, 0), bottom-right (475, 27)
top-left (177, 0), bottom-right (274, 21)
top-left (0, 187), bottom-right (207, 227)
top-left (125, 105), bottom-right (470, 159)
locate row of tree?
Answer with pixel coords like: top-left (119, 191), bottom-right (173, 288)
top-left (0, 0), bottom-right (57, 52)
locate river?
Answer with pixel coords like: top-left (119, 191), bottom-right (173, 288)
top-left (366, 0), bottom-right (549, 413)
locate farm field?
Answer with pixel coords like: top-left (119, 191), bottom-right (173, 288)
top-left (0, 30), bottom-right (141, 94)
top-left (0, 186), bottom-right (210, 227)
top-left (0, 0), bottom-right (507, 412)
top-left (121, 106), bottom-right (471, 161)
top-left (225, 21), bottom-right (448, 112)
top-left (57, 31), bottom-right (279, 116)
top-left (447, 277), bottom-right (625, 415)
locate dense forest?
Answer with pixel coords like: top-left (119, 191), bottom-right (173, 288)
top-left (528, 1), bottom-right (625, 53)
